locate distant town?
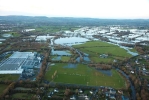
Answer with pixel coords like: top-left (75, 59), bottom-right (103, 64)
top-left (0, 16), bottom-right (149, 100)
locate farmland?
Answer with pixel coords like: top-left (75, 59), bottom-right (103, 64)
top-left (45, 63), bottom-right (126, 89)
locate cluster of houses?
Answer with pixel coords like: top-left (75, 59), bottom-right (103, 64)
top-left (47, 86), bottom-right (127, 100)
top-left (125, 54), bottom-right (149, 76)
top-left (100, 54), bottom-right (108, 58)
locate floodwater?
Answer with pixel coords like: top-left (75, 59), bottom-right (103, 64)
top-left (0, 39), bottom-right (6, 41)
top-left (63, 63), bottom-right (77, 68)
top-left (108, 40), bottom-right (138, 56)
top-left (83, 56), bottom-right (90, 62)
top-left (119, 46), bottom-right (138, 56)
top-left (52, 56), bottom-right (61, 60)
top-left (2, 34), bottom-right (13, 37)
top-left (51, 46), bottom-right (71, 56)
top-left (52, 50), bottom-right (71, 56)
top-left (55, 37), bottom-right (89, 46)
top-left (96, 69), bottom-right (112, 76)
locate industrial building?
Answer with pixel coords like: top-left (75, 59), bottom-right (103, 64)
top-left (0, 51), bottom-right (41, 74)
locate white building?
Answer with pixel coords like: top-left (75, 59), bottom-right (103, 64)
top-left (0, 52), bottom-right (38, 74)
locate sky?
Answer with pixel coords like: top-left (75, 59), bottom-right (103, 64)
top-left (0, 0), bottom-right (149, 19)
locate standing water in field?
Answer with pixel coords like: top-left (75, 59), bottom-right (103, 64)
top-left (52, 56), bottom-right (61, 61)
top-left (96, 69), bottom-right (112, 76)
top-left (2, 34), bottom-right (13, 38)
top-left (52, 50), bottom-right (71, 56)
top-left (63, 63), bottom-right (77, 68)
top-left (55, 37), bottom-right (89, 46)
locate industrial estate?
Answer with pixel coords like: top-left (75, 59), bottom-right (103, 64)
top-left (0, 16), bottom-right (149, 100)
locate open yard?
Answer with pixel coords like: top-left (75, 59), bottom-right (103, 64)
top-left (45, 63), bottom-right (126, 89)
top-left (73, 41), bottom-right (132, 63)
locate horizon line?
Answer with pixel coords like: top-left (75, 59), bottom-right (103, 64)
top-left (0, 15), bottom-right (149, 20)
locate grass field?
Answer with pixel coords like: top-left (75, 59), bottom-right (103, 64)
top-left (45, 63), bottom-right (126, 89)
top-left (4, 32), bottom-right (21, 37)
top-left (61, 56), bottom-right (70, 61)
top-left (0, 74), bottom-right (19, 81)
top-left (12, 93), bottom-right (34, 99)
top-left (73, 41), bottom-right (132, 63)
top-left (129, 48), bottom-right (137, 53)
top-left (73, 41), bottom-right (114, 47)
top-left (0, 84), bottom-right (8, 95)
top-left (90, 57), bottom-right (114, 63)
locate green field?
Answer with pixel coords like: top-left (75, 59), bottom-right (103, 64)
top-left (90, 57), bottom-right (114, 63)
top-left (4, 32), bottom-right (21, 37)
top-left (61, 56), bottom-right (70, 61)
top-left (12, 93), bottom-right (34, 99)
top-left (0, 84), bottom-right (8, 95)
top-left (129, 48), bottom-right (137, 53)
top-left (73, 41), bottom-right (132, 63)
top-left (0, 74), bottom-right (19, 81)
top-left (45, 63), bottom-right (126, 89)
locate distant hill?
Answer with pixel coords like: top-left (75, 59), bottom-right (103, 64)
top-left (0, 15), bottom-right (149, 27)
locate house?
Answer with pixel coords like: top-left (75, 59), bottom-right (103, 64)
top-left (113, 59), bottom-right (117, 62)
top-left (79, 89), bottom-right (83, 93)
top-left (54, 88), bottom-right (59, 92)
top-left (48, 91), bottom-right (54, 98)
top-left (70, 95), bottom-right (76, 100)
top-left (109, 89), bottom-right (116, 94)
top-left (100, 54), bottom-right (108, 58)
top-left (130, 71), bottom-right (134, 74)
top-left (143, 67), bottom-right (146, 71)
top-left (109, 94), bottom-right (116, 100)
top-left (118, 90), bottom-right (123, 94)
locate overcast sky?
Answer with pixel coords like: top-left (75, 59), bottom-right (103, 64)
top-left (0, 0), bottom-right (149, 19)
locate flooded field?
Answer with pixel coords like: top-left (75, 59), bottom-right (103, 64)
top-left (55, 37), bottom-right (89, 45)
top-left (48, 35), bottom-right (138, 88)
top-left (2, 34), bottom-right (13, 37)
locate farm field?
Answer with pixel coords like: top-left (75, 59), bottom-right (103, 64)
top-left (0, 74), bottom-right (19, 81)
top-left (0, 84), bottom-right (8, 95)
top-left (12, 93), bottom-right (34, 99)
top-left (73, 41), bottom-right (132, 63)
top-left (45, 63), bottom-right (126, 89)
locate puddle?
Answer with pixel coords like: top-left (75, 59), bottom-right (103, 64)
top-left (52, 56), bottom-right (61, 60)
top-left (0, 39), bottom-right (6, 41)
top-left (63, 63), bottom-right (77, 68)
top-left (84, 56), bottom-right (90, 62)
top-left (96, 69), bottom-right (112, 76)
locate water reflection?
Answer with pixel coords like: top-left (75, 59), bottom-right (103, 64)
top-left (55, 37), bottom-right (89, 46)
top-left (52, 56), bottom-right (61, 60)
top-left (63, 63), bottom-right (77, 68)
top-left (52, 50), bottom-right (71, 56)
top-left (119, 46), bottom-right (138, 56)
top-left (96, 69), bottom-right (112, 76)
top-left (84, 56), bottom-right (90, 62)
top-left (2, 34), bottom-right (13, 38)
top-left (108, 40), bottom-right (138, 56)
